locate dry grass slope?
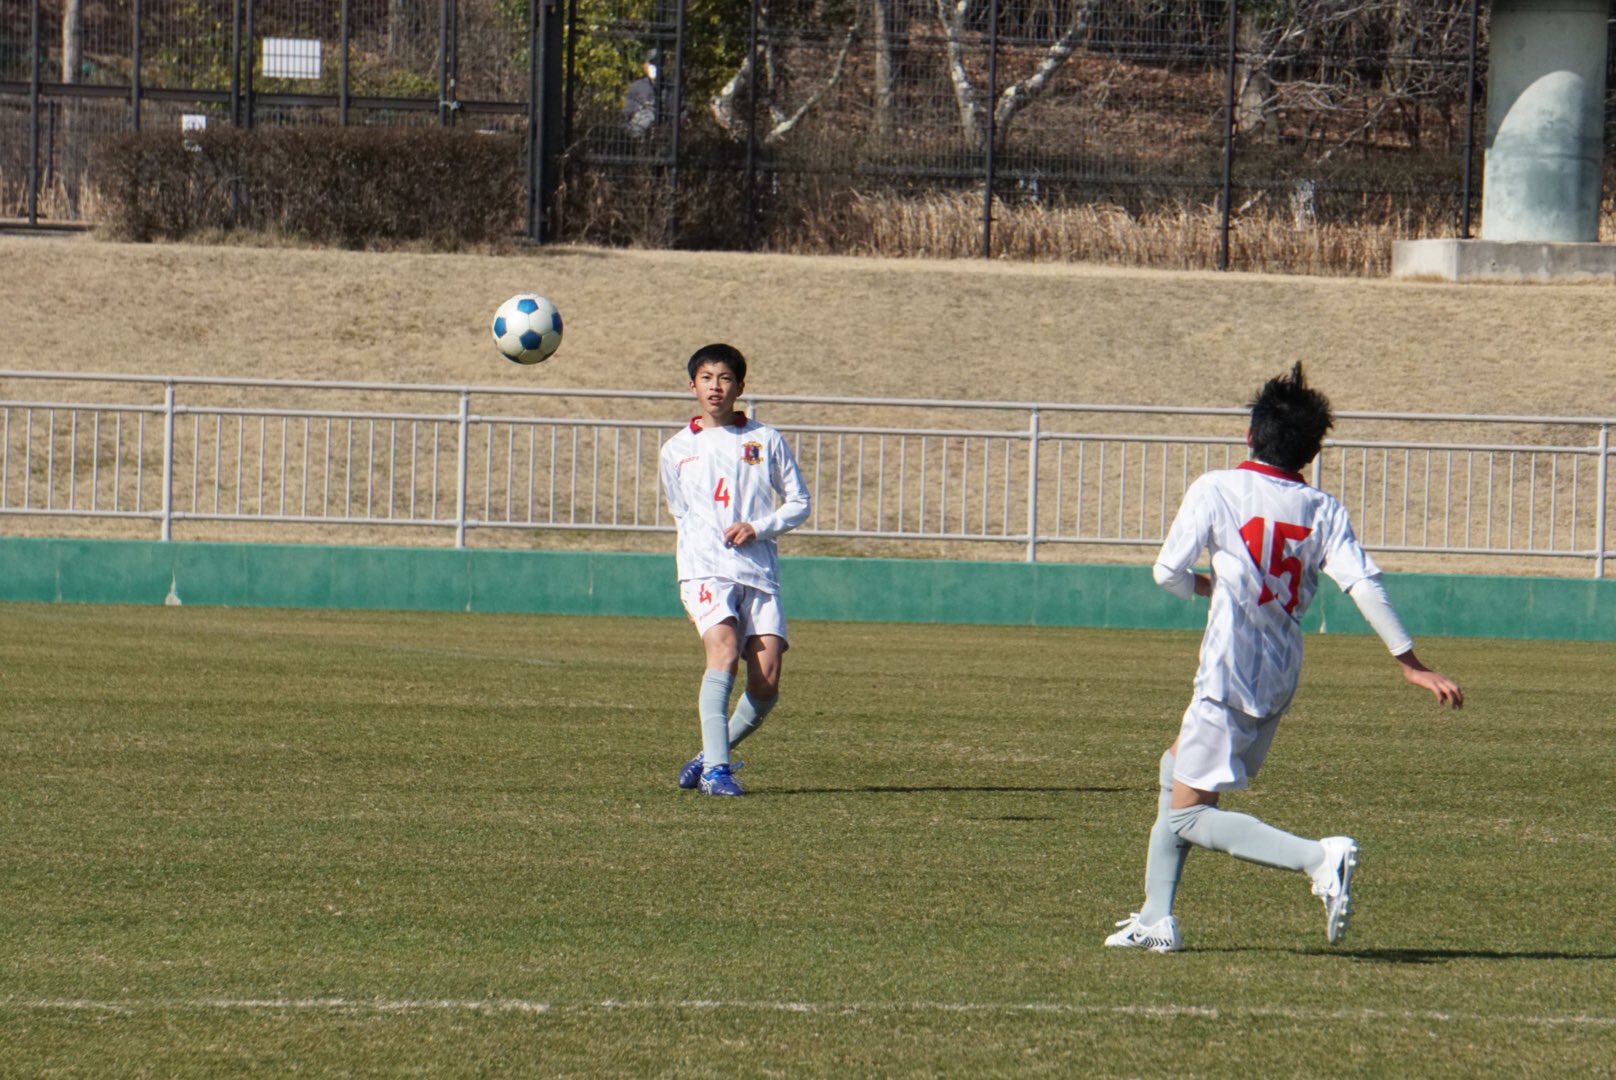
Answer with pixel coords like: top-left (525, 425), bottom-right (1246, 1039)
top-left (3, 233), bottom-right (1613, 412)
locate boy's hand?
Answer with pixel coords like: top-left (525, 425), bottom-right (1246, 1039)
top-left (1396, 652), bottom-right (1464, 709)
top-left (723, 522), bottom-right (757, 547)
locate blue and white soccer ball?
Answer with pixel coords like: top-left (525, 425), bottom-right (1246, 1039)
top-left (492, 293), bottom-right (563, 364)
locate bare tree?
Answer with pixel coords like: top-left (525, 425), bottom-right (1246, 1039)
top-left (61, 0), bottom-right (81, 84)
top-left (871, 0), bottom-right (904, 144)
top-left (709, 2), bottom-right (860, 145)
top-left (932, 0), bottom-right (1098, 152)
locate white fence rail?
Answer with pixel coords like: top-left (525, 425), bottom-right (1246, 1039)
top-left (1, 371), bottom-right (1610, 577)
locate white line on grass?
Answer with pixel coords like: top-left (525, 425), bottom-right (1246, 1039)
top-left (6, 997), bottom-right (1616, 1028)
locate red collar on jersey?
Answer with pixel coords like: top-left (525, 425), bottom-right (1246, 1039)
top-left (1239, 460), bottom-right (1307, 484)
top-left (688, 413), bottom-right (747, 433)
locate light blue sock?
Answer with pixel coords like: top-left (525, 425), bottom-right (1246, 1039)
top-left (727, 692), bottom-right (777, 749)
top-left (1169, 804), bottom-right (1324, 874)
top-left (699, 670), bottom-right (735, 768)
top-left (1139, 750), bottom-right (1190, 924)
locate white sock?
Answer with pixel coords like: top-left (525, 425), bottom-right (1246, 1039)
top-left (698, 670), bottom-right (734, 768)
top-left (1139, 750), bottom-right (1190, 924)
top-left (728, 692), bottom-right (777, 748)
top-left (1169, 804), bottom-right (1324, 874)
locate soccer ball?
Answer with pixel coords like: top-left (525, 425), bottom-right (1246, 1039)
top-left (492, 294), bottom-right (563, 364)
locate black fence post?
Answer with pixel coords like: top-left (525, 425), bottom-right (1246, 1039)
top-left (1218, 0), bottom-right (1238, 272)
top-left (244, 0), bottom-right (255, 129)
top-left (132, 0), bottom-right (142, 132)
top-left (339, 0), bottom-right (350, 125)
top-left (745, 0), bottom-right (759, 247)
top-left (438, 0), bottom-right (451, 125)
top-left (982, 0), bottom-right (999, 259)
top-left (562, 0), bottom-right (578, 151)
top-left (527, 0), bottom-right (564, 242)
top-left (667, 0), bottom-right (687, 245)
top-left (450, 0), bottom-right (460, 126)
top-left (231, 0), bottom-right (242, 127)
top-left (1460, 0), bottom-right (1479, 238)
top-left (27, 0), bottom-right (40, 224)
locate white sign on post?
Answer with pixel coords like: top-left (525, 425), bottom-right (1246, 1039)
top-left (262, 38), bottom-right (322, 80)
top-left (181, 113), bottom-right (207, 150)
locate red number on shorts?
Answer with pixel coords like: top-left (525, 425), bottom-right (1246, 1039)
top-left (1238, 516), bottom-right (1314, 614)
top-left (713, 477), bottom-right (731, 508)
top-left (698, 583), bottom-right (713, 604)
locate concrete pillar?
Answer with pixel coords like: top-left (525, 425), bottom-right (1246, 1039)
top-left (1480, 0), bottom-right (1610, 242)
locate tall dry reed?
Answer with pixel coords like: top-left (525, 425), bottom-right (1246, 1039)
top-left (770, 191), bottom-right (1484, 276)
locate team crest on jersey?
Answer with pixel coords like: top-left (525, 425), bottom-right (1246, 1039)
top-left (740, 441), bottom-right (763, 465)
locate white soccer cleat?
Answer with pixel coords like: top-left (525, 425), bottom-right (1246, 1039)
top-left (1311, 836), bottom-right (1358, 945)
top-left (1104, 913), bottom-right (1183, 953)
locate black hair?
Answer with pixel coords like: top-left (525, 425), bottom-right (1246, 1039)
top-left (1248, 362), bottom-right (1333, 472)
top-left (686, 343), bottom-right (747, 383)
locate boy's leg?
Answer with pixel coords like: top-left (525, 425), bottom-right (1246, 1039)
top-left (729, 633), bottom-right (784, 748)
top-left (1138, 748), bottom-right (1190, 924)
top-left (698, 620), bottom-right (742, 767)
top-left (1169, 700), bottom-right (1326, 874)
top-left (1167, 785), bottom-right (1323, 873)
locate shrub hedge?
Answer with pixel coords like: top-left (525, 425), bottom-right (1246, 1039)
top-left (91, 127), bottom-right (526, 248)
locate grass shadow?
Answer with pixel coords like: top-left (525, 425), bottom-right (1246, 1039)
top-left (755, 785), bottom-right (1131, 797)
top-left (1199, 946), bottom-right (1616, 964)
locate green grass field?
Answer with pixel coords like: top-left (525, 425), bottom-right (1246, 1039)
top-left (2, 604), bottom-right (1612, 1077)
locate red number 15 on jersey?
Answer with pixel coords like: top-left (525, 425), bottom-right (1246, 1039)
top-left (1239, 516), bottom-right (1313, 614)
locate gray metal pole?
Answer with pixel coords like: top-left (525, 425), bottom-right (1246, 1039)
top-left (982, 0), bottom-right (998, 260)
top-left (161, 383), bottom-right (175, 542)
top-left (1025, 408), bottom-right (1040, 562)
top-left (1595, 423), bottom-right (1609, 578)
top-left (27, 0), bottom-right (40, 225)
top-left (1219, 0), bottom-right (1237, 271)
top-left (455, 391), bottom-right (470, 548)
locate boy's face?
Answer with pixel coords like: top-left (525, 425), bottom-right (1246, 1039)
top-left (690, 361), bottom-right (743, 421)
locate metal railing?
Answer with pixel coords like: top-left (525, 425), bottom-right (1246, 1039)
top-left (1, 370), bottom-right (1610, 576)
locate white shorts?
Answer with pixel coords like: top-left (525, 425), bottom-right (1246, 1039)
top-left (1172, 698), bottom-right (1283, 793)
top-left (679, 579), bottom-right (789, 646)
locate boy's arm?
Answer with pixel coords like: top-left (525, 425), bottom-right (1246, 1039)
top-left (1394, 650), bottom-right (1464, 708)
top-left (1153, 481), bottom-right (1211, 599)
top-left (746, 435), bottom-right (811, 542)
top-left (659, 447), bottom-right (688, 522)
top-left (1346, 574), bottom-right (1464, 708)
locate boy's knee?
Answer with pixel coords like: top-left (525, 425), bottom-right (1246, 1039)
top-left (1158, 749), bottom-right (1176, 791)
top-left (1168, 804), bottom-right (1208, 842)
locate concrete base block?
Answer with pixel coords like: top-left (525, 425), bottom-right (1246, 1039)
top-left (1391, 238), bottom-right (1616, 282)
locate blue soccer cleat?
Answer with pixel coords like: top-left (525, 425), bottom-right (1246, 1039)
top-left (698, 763), bottom-right (745, 797)
top-left (677, 752), bottom-right (704, 789)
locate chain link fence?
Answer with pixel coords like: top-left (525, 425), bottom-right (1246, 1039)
top-left (3, 2), bottom-right (1600, 269)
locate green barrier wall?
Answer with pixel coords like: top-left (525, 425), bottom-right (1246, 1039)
top-left (1, 537), bottom-right (1611, 640)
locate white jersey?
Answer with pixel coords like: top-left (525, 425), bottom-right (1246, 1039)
top-left (660, 414), bottom-right (810, 593)
top-left (1156, 461), bottom-right (1383, 718)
